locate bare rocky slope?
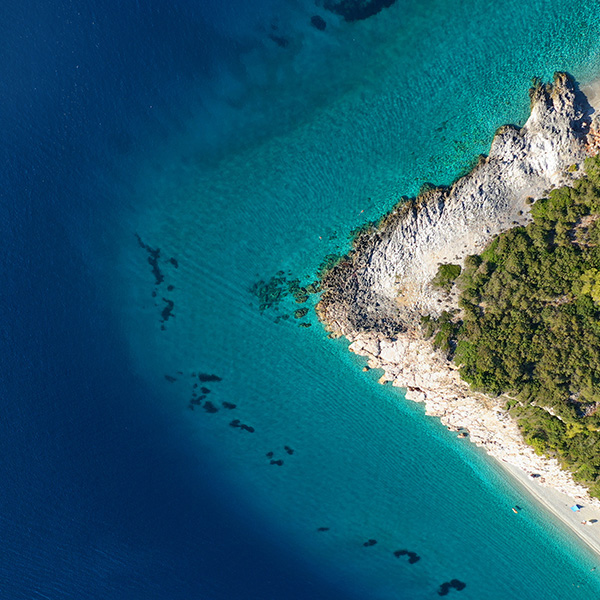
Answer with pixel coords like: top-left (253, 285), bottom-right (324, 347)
top-left (317, 73), bottom-right (600, 504)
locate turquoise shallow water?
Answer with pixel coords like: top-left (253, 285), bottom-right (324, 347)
top-left (105, 0), bottom-right (600, 597)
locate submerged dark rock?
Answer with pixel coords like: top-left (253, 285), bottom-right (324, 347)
top-left (311, 15), bottom-right (327, 30)
top-left (266, 451), bottom-right (274, 458)
top-left (240, 424), bottom-right (255, 433)
top-left (323, 0), bottom-right (397, 22)
top-left (317, 527), bottom-right (330, 532)
top-left (393, 549), bottom-right (420, 563)
top-left (270, 459), bottom-right (284, 466)
top-left (363, 539), bottom-right (377, 547)
top-left (198, 373), bottom-right (222, 382)
top-left (135, 233), bottom-right (164, 286)
top-left (438, 580), bottom-right (466, 595)
top-left (164, 375), bottom-right (177, 383)
top-left (230, 419), bottom-right (241, 428)
top-left (222, 401), bottom-right (237, 410)
top-left (294, 308), bottom-right (309, 319)
top-left (269, 34), bottom-right (289, 48)
top-left (200, 387), bottom-right (211, 394)
top-left (168, 257), bottom-right (179, 268)
top-left (160, 298), bottom-right (174, 322)
top-left (203, 401), bottom-right (218, 413)
top-left (284, 445), bottom-right (295, 455)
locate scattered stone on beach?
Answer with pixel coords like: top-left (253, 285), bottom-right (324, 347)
top-left (310, 15), bottom-right (327, 30)
top-left (363, 539), bottom-right (377, 547)
top-left (362, 366), bottom-right (370, 372)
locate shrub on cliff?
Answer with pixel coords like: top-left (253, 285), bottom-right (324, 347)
top-left (431, 263), bottom-right (462, 292)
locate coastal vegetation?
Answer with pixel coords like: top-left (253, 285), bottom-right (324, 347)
top-left (424, 155), bottom-right (600, 496)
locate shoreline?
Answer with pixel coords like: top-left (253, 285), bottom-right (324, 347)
top-left (499, 460), bottom-right (600, 560)
top-left (318, 73), bottom-right (600, 559)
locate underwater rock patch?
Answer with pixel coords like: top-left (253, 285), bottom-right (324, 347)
top-left (294, 308), bottom-right (309, 319)
top-left (164, 375), bottom-right (177, 383)
top-left (323, 0), bottom-right (400, 23)
top-left (363, 539), bottom-right (377, 547)
top-left (317, 527), bottom-right (330, 532)
top-left (222, 401), bottom-right (236, 409)
top-left (198, 373), bottom-right (222, 382)
top-left (311, 15), bottom-right (327, 30)
top-left (270, 459), bottom-right (284, 466)
top-left (135, 233), bottom-right (164, 286)
top-left (393, 549), bottom-right (420, 563)
top-left (269, 33), bottom-right (289, 48)
top-left (160, 298), bottom-right (174, 323)
top-left (438, 580), bottom-right (466, 595)
top-left (203, 401), bottom-right (218, 413)
top-left (284, 445), bottom-right (295, 455)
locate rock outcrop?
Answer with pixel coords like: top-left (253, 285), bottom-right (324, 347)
top-left (317, 73), bottom-right (600, 505)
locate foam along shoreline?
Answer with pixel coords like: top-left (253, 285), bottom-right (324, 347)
top-left (317, 73), bottom-right (600, 557)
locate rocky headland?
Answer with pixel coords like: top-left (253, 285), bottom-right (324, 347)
top-left (317, 73), bottom-right (600, 506)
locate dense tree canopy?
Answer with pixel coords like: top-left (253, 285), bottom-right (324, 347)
top-left (423, 156), bottom-right (600, 496)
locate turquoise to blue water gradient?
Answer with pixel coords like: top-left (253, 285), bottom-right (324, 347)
top-left (5, 0), bottom-right (600, 598)
top-left (109, 1), bottom-right (600, 597)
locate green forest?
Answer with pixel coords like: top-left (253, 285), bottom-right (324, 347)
top-left (424, 155), bottom-right (600, 497)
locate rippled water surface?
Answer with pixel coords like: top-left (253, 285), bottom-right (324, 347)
top-left (4, 0), bottom-right (600, 598)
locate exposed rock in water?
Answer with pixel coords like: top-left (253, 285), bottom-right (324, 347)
top-left (294, 308), bottom-right (309, 319)
top-left (319, 73), bottom-right (591, 338)
top-left (316, 73), bottom-right (600, 507)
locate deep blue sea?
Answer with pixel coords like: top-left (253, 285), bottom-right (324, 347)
top-left (5, 1), bottom-right (600, 598)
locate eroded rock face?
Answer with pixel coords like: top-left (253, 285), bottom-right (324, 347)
top-left (317, 73), bottom-right (600, 505)
top-left (319, 73), bottom-right (592, 337)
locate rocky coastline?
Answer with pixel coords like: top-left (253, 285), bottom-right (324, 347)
top-left (317, 72), bottom-right (600, 507)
